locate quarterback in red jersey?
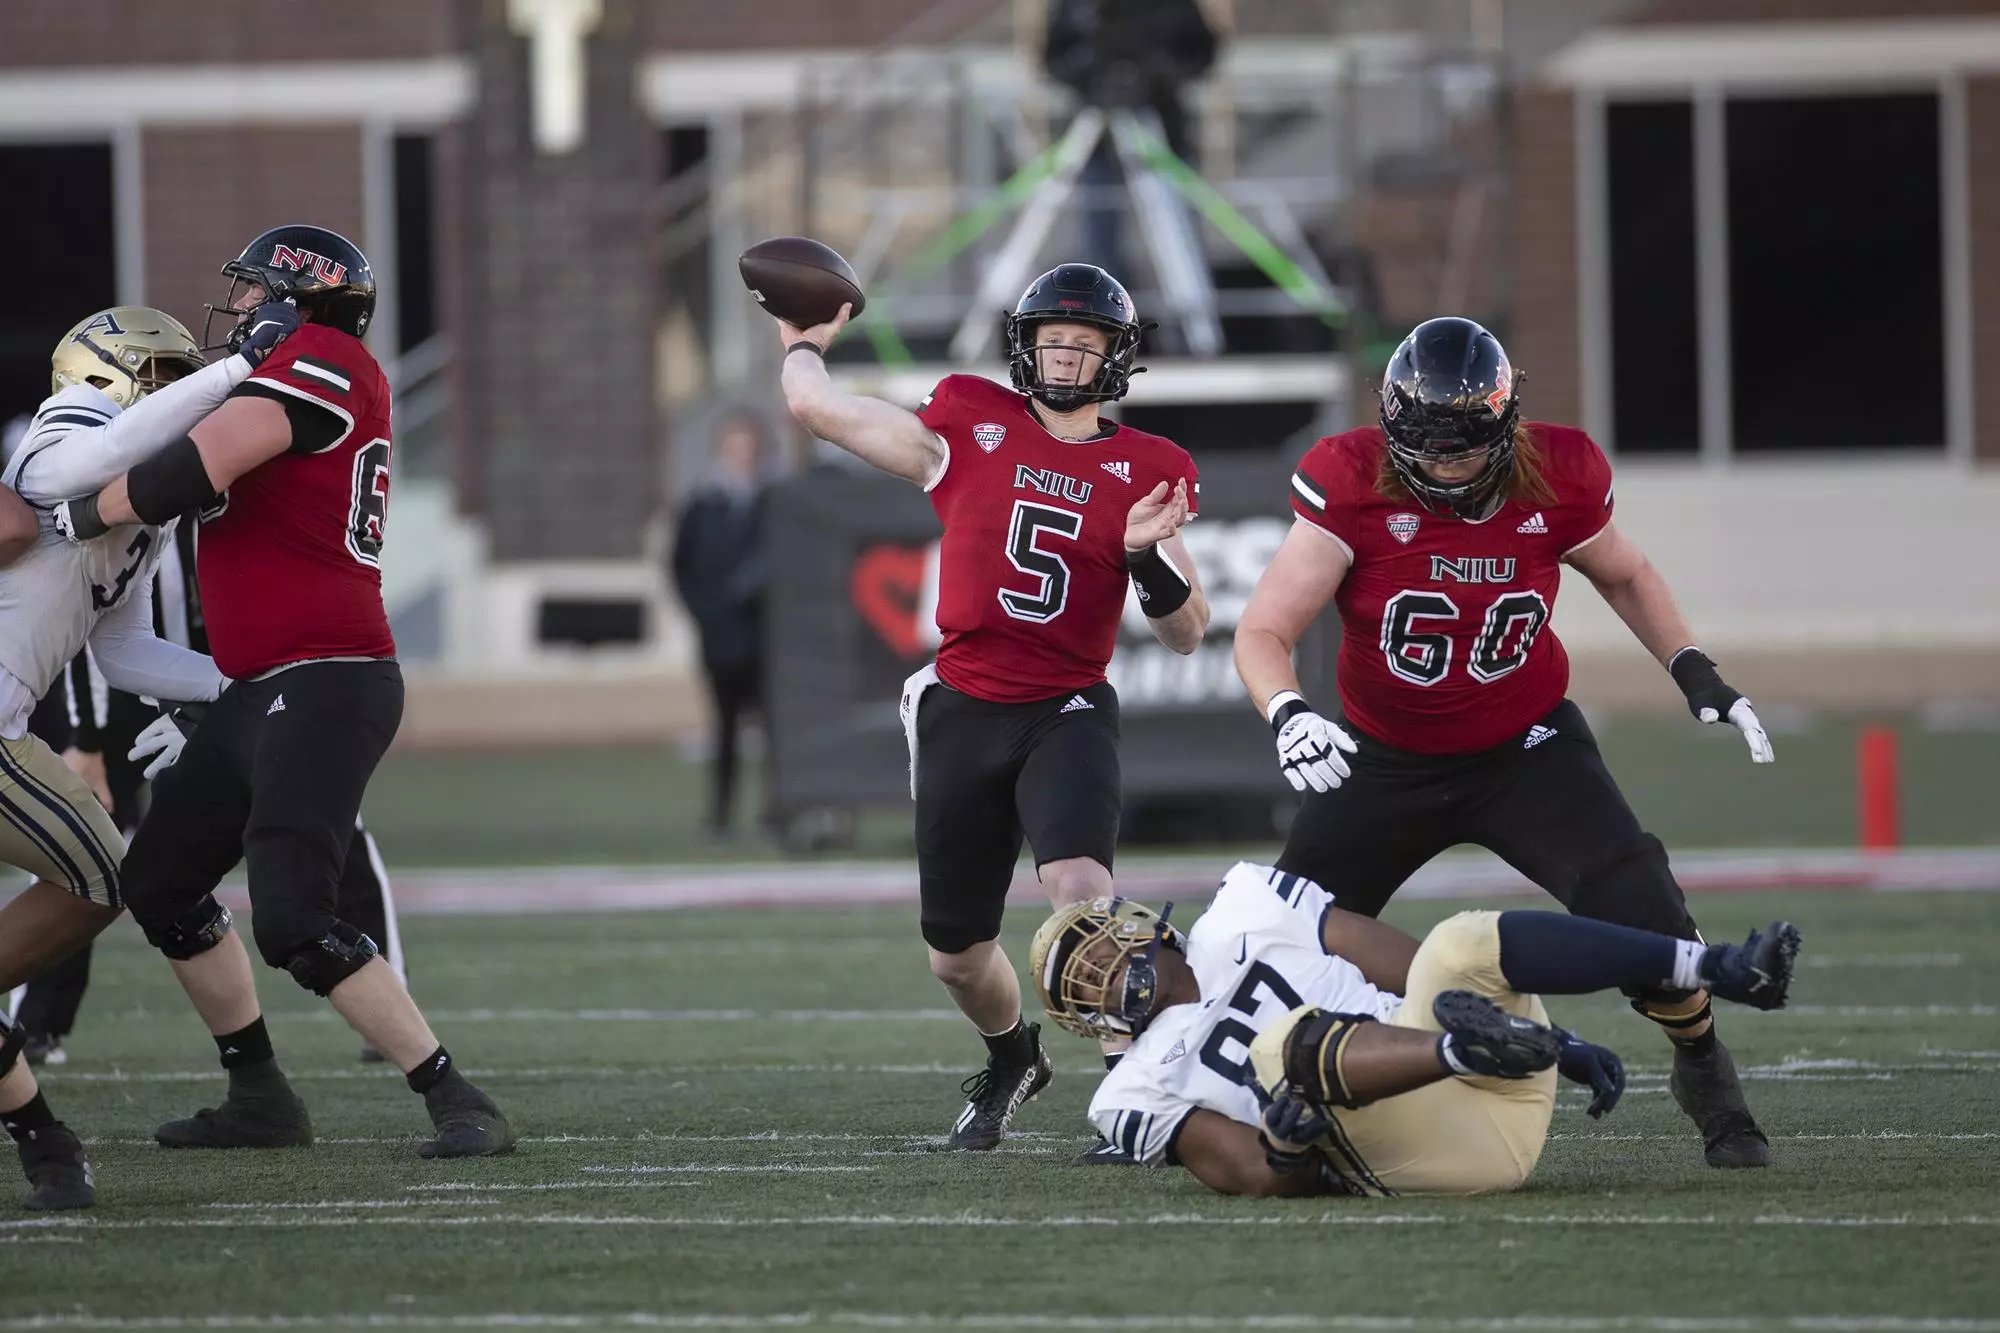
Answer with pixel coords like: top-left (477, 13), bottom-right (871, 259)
top-left (52, 225), bottom-right (512, 1159)
top-left (1234, 317), bottom-right (1778, 1169)
top-left (778, 263), bottom-right (1208, 1150)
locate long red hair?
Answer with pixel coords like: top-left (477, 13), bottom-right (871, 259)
top-left (1374, 421), bottom-right (1556, 508)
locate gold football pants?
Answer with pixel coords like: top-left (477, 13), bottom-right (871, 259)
top-left (0, 733), bottom-right (124, 908)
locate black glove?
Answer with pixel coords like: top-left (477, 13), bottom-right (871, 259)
top-left (1258, 1089), bottom-right (1331, 1175)
top-left (1555, 1028), bottom-right (1626, 1119)
top-left (234, 300), bottom-right (300, 369)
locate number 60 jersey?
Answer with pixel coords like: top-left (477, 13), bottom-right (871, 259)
top-left (916, 375), bottom-right (1198, 704)
top-left (1089, 862), bottom-right (1399, 1167)
top-left (198, 322), bottom-right (396, 681)
top-left (1288, 423), bottom-right (1615, 755)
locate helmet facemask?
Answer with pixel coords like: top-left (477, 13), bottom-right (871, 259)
top-left (1006, 314), bottom-right (1147, 412)
top-left (50, 308), bottom-right (205, 409)
top-left (1032, 897), bottom-right (1182, 1041)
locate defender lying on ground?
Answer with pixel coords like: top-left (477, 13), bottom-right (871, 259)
top-left (1032, 862), bottom-right (1799, 1196)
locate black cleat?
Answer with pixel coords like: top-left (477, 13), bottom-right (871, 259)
top-left (948, 1026), bottom-right (1053, 1152)
top-left (19, 1124), bottom-right (95, 1210)
top-left (419, 1072), bottom-right (517, 1159)
top-left (156, 1065), bottom-right (313, 1149)
top-left (1077, 1132), bottom-right (1142, 1166)
top-left (1433, 990), bottom-right (1561, 1080)
top-left (1699, 922), bottom-right (1801, 1011)
top-left (1671, 1036), bottom-right (1770, 1168)
top-left (21, 1033), bottom-right (63, 1068)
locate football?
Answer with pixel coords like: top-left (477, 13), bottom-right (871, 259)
top-left (738, 236), bottom-right (867, 328)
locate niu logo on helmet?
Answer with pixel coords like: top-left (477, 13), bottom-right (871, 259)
top-left (269, 244), bottom-right (348, 286)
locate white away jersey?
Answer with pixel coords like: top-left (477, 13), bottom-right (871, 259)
top-left (1088, 862), bottom-right (1401, 1165)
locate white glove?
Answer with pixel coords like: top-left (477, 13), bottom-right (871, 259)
top-left (1722, 697), bottom-right (1775, 765)
top-left (129, 711), bottom-right (192, 780)
top-left (1272, 705), bottom-right (1358, 794)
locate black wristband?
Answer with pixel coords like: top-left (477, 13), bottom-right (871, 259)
top-left (1126, 542), bottom-right (1192, 619)
top-left (62, 493), bottom-right (110, 541)
top-left (127, 435), bottom-right (218, 526)
top-left (785, 341), bottom-right (825, 359)
top-left (1267, 692), bottom-right (1313, 737)
top-left (1667, 646), bottom-right (1723, 704)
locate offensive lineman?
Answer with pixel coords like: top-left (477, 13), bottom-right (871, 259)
top-left (0, 305), bottom-right (256, 1206)
top-left (1033, 867), bottom-right (1799, 1196)
top-left (51, 225), bottom-right (512, 1157)
top-left (1234, 317), bottom-right (1777, 1167)
top-left (777, 264), bottom-right (1208, 1148)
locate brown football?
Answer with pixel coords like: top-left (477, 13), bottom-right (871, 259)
top-left (738, 236), bottom-right (867, 328)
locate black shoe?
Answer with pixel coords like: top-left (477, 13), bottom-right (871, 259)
top-left (156, 1065), bottom-right (314, 1149)
top-left (1700, 922), bottom-right (1801, 1011)
top-left (419, 1072), bottom-right (516, 1159)
top-left (948, 1027), bottom-right (1052, 1151)
top-left (1077, 1132), bottom-right (1142, 1166)
top-left (1671, 1036), bottom-right (1770, 1168)
top-left (19, 1124), bottom-right (95, 1210)
top-left (1433, 990), bottom-right (1561, 1079)
top-left (21, 1033), bottom-right (62, 1068)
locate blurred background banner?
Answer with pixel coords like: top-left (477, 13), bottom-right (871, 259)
top-left (4, 0), bottom-right (2000, 855)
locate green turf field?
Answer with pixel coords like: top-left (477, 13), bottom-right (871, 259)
top-left (9, 888), bottom-right (1998, 1330)
top-left (359, 714), bottom-right (2000, 865)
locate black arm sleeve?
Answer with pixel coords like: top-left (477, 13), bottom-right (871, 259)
top-left (231, 380), bottom-right (347, 454)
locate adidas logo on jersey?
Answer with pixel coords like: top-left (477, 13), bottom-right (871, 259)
top-left (1101, 460), bottom-right (1131, 483)
top-left (1516, 512), bottom-right (1549, 534)
top-left (1523, 724), bottom-right (1557, 749)
top-left (1059, 695), bottom-right (1094, 714)
top-left (266, 694), bottom-right (286, 716)
top-left (1161, 1038), bottom-right (1187, 1065)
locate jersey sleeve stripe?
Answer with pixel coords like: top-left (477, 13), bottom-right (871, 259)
top-left (1561, 520), bottom-right (1612, 559)
top-left (1290, 469), bottom-right (1326, 512)
top-left (34, 412), bottom-right (113, 430)
top-left (243, 375), bottom-right (355, 454)
top-left (921, 432), bottom-right (950, 493)
top-left (1291, 514), bottom-right (1354, 561)
top-left (289, 356), bottom-right (353, 395)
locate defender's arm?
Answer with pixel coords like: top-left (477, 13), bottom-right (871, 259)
top-left (66, 395), bottom-right (293, 533)
top-left (14, 354), bottom-right (251, 504)
top-left (1319, 905), bottom-right (1420, 995)
top-left (1173, 1109), bottom-right (1333, 1198)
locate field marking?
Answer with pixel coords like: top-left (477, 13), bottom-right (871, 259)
top-left (577, 1164), bottom-right (880, 1175)
top-left (1551, 1132), bottom-right (2000, 1143)
top-left (9, 1212), bottom-right (1997, 1234)
top-left (1797, 953), bottom-right (1963, 968)
top-left (2, 1317), bottom-right (1998, 1331)
top-left (82, 1130), bottom-right (1064, 1149)
top-left (2, 1318), bottom-right (1998, 1332)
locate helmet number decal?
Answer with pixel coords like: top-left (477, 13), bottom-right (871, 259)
top-left (344, 437), bottom-right (393, 568)
top-left (1380, 588), bottom-right (1550, 686)
top-left (1196, 962), bottom-right (1306, 1088)
top-left (998, 500), bottom-right (1082, 624)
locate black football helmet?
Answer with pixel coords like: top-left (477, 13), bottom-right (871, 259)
top-left (1005, 263), bottom-right (1150, 411)
top-left (204, 224), bottom-right (376, 352)
top-left (1378, 317), bottom-right (1522, 518)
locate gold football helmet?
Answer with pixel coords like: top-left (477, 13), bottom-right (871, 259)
top-left (1029, 896), bottom-right (1181, 1041)
top-left (50, 307), bottom-right (205, 408)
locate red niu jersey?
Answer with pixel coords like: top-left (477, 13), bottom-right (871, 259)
top-left (1289, 423), bottom-right (1614, 754)
top-left (197, 324), bottom-right (396, 679)
top-left (917, 375), bottom-right (1199, 703)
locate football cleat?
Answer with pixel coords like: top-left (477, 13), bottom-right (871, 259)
top-left (1076, 1132), bottom-right (1143, 1166)
top-left (156, 1066), bottom-right (314, 1149)
top-left (19, 1123), bottom-right (95, 1210)
top-left (948, 1027), bottom-right (1053, 1152)
top-left (1433, 990), bottom-right (1561, 1080)
top-left (1699, 922), bottom-right (1801, 1010)
top-left (21, 1033), bottom-right (63, 1068)
top-left (419, 1074), bottom-right (517, 1159)
top-left (1671, 1036), bottom-right (1770, 1169)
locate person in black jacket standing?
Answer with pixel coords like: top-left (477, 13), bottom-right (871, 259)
top-left (672, 413), bottom-right (771, 839)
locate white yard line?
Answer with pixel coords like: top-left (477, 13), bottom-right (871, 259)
top-left (1, 1318), bottom-right (1998, 1332)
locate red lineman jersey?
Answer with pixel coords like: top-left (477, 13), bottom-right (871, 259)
top-left (917, 375), bottom-right (1199, 704)
top-left (198, 323), bottom-right (397, 680)
top-left (1289, 423), bottom-right (1614, 754)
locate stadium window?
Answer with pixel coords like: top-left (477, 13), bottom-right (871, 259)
top-left (1605, 101), bottom-right (1699, 455)
top-left (1725, 94), bottom-right (1944, 452)
top-left (392, 133), bottom-right (439, 355)
top-left (0, 143), bottom-right (115, 423)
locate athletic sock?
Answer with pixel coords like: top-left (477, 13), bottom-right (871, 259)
top-left (214, 1017), bottom-right (274, 1071)
top-left (980, 1020), bottom-right (1037, 1067)
top-left (407, 1046), bottom-right (453, 1095)
top-left (0, 1093), bottom-right (57, 1144)
top-left (1495, 911), bottom-right (1681, 994)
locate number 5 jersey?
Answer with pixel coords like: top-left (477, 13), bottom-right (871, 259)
top-left (198, 323), bottom-right (396, 680)
top-left (916, 374), bottom-right (1199, 704)
top-left (1089, 861), bottom-right (1400, 1166)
